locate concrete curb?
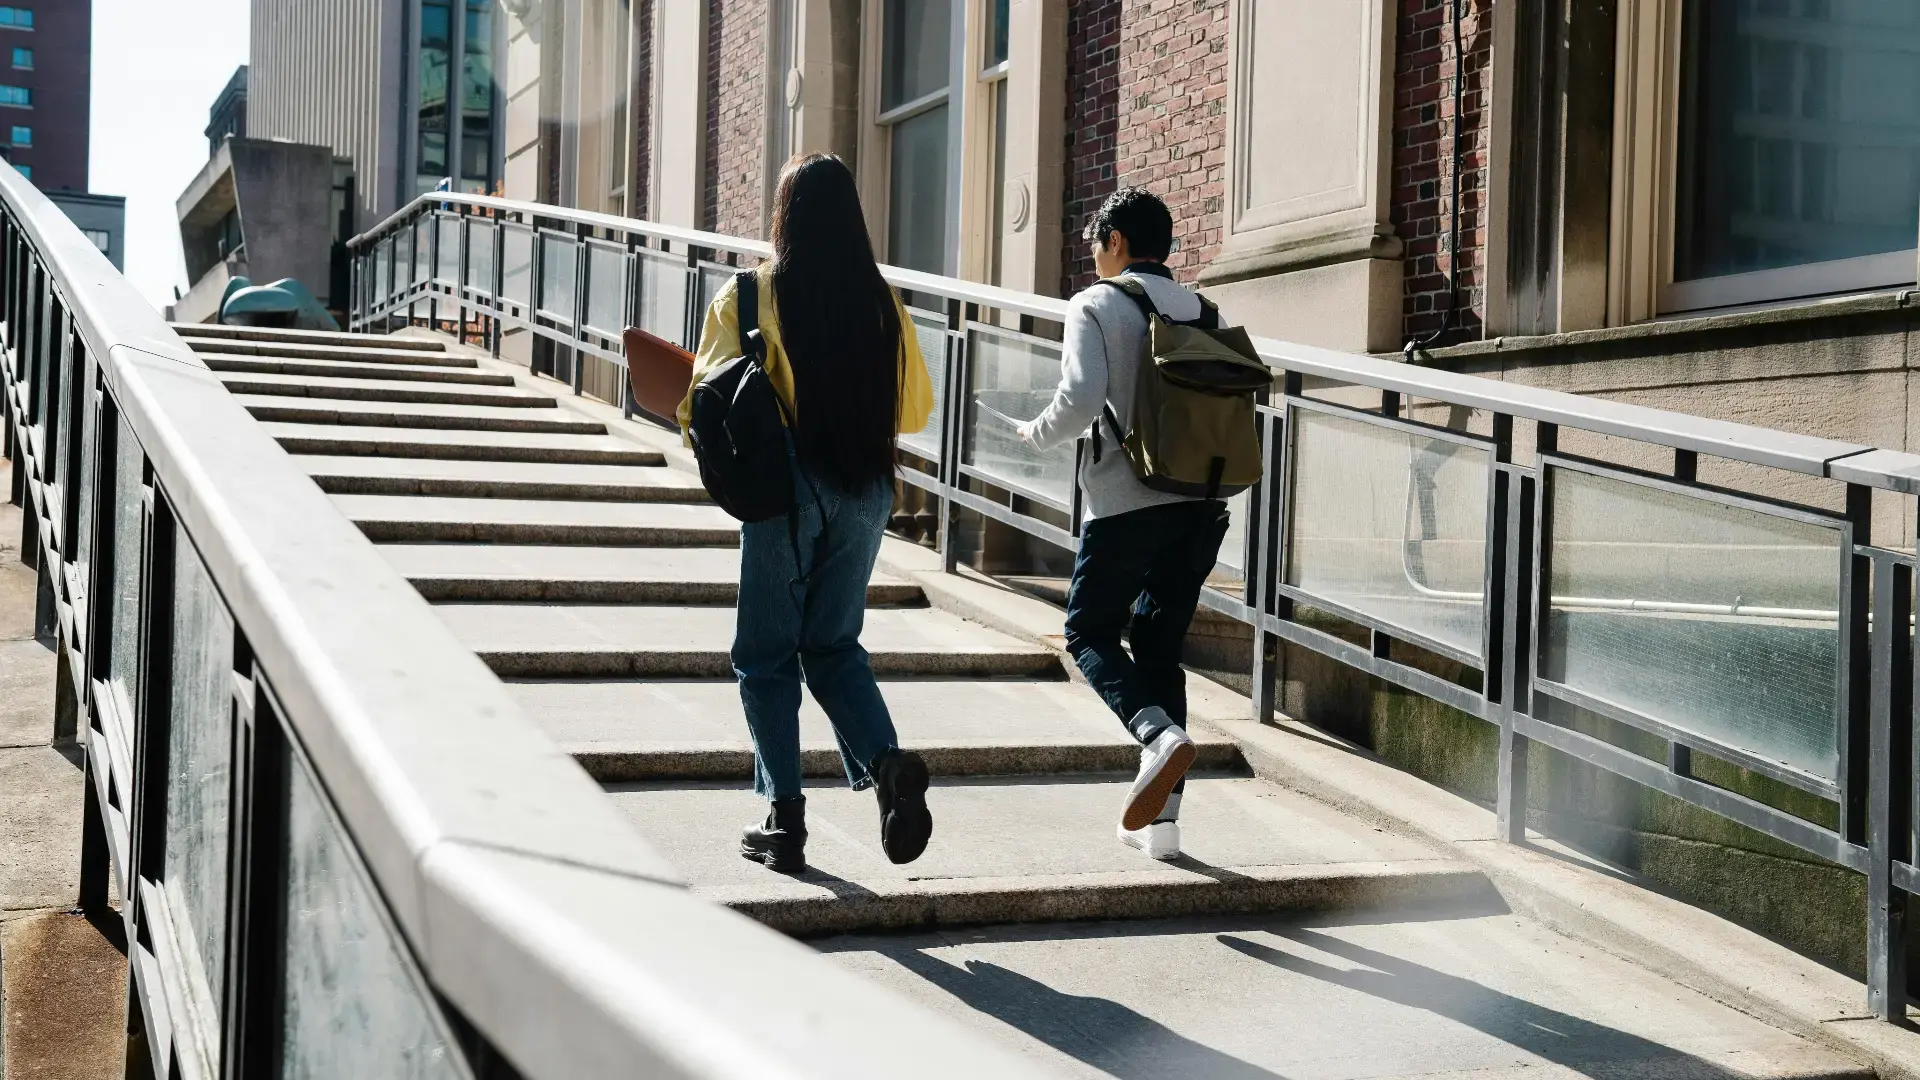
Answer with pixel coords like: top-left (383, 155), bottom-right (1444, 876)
top-left (574, 741), bottom-right (1245, 784)
top-left (713, 860), bottom-right (1491, 939)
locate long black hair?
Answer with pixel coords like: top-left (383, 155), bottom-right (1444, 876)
top-left (768, 154), bottom-right (903, 490)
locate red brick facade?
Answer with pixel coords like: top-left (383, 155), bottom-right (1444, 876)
top-left (1391, 0), bottom-right (1492, 347)
top-left (702, 0), bottom-right (766, 237)
top-left (1061, 0), bottom-right (1229, 298)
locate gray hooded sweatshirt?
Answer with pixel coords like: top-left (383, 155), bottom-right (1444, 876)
top-left (1022, 267), bottom-right (1217, 522)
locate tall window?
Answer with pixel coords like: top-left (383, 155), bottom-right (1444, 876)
top-left (9, 124), bottom-right (26, 146)
top-left (10, 47), bottom-right (28, 68)
top-left (880, 0), bottom-right (954, 275)
top-left (461, 0), bottom-right (495, 192)
top-left (981, 0), bottom-right (1009, 285)
top-left (0, 8), bottom-right (32, 29)
top-left (417, 0), bottom-right (452, 191)
top-left (1671, 0), bottom-right (1920, 310)
top-left (601, 0), bottom-right (631, 209)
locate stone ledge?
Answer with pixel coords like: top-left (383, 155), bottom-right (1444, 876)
top-left (1421, 289), bottom-right (1919, 365)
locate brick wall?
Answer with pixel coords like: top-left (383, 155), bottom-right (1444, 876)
top-left (702, 0), bottom-right (766, 237)
top-left (1061, 0), bottom-right (1122, 296)
top-left (1061, 0), bottom-right (1229, 298)
top-left (1391, 0), bottom-right (1492, 347)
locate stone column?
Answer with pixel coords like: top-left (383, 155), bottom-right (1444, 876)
top-left (1198, 0), bottom-right (1404, 353)
top-left (650, 1), bottom-right (708, 228)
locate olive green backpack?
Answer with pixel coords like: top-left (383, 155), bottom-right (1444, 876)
top-left (1092, 277), bottom-right (1270, 500)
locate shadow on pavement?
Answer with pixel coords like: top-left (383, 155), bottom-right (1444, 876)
top-left (888, 949), bottom-right (1281, 1079)
top-left (1217, 928), bottom-right (1742, 1079)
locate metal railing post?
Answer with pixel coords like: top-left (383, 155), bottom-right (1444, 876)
top-left (1867, 550), bottom-right (1913, 1021)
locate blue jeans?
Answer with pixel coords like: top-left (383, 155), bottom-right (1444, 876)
top-left (1063, 500), bottom-right (1232, 763)
top-left (733, 459), bottom-right (900, 801)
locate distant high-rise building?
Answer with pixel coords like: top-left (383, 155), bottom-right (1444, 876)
top-left (206, 65), bottom-right (248, 153)
top-left (249, 0), bottom-right (504, 232)
top-left (0, 0), bottom-right (89, 192)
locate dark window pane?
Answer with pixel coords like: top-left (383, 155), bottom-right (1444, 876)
top-left (988, 0), bottom-right (1009, 68)
top-left (887, 104), bottom-right (949, 274)
top-left (460, 116), bottom-right (491, 182)
top-left (881, 0), bottom-right (950, 110)
top-left (1676, 0), bottom-right (1920, 282)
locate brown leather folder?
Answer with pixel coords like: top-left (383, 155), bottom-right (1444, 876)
top-left (624, 326), bottom-right (696, 424)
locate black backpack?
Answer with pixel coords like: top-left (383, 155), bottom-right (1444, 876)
top-left (687, 270), bottom-right (794, 523)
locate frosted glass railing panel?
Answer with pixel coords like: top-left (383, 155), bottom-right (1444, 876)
top-left (636, 254), bottom-right (687, 344)
top-left (412, 220), bottom-right (430, 284)
top-left (539, 235), bottom-right (577, 320)
top-left (163, 528), bottom-right (235, 1044)
top-left (698, 266), bottom-right (731, 323)
top-left (1542, 466), bottom-right (1844, 781)
top-left (393, 229), bottom-right (413, 289)
top-left (1286, 408), bottom-right (1489, 658)
top-left (899, 312), bottom-right (947, 462)
top-left (965, 329), bottom-right (1074, 510)
top-left (434, 216), bottom-right (459, 284)
top-left (1218, 488), bottom-right (1251, 575)
top-left (373, 240), bottom-right (392, 302)
top-left (585, 244), bottom-right (626, 336)
top-left (106, 410), bottom-right (142, 716)
top-left (501, 226), bottom-right (532, 307)
top-left (464, 222), bottom-right (493, 294)
top-left (279, 745), bottom-right (464, 1079)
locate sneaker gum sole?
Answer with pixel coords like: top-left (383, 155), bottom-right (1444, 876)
top-left (1121, 739), bottom-right (1197, 832)
top-left (1116, 828), bottom-right (1179, 861)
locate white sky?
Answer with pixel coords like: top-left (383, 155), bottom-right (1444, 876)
top-left (89, 0), bottom-right (250, 310)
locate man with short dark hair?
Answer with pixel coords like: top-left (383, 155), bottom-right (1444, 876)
top-left (1017, 187), bottom-right (1233, 860)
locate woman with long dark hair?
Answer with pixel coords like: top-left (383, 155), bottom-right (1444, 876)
top-left (677, 154), bottom-right (935, 874)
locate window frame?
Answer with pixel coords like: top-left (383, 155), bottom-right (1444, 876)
top-left (861, 0), bottom-right (969, 277)
top-left (0, 8), bottom-right (33, 30)
top-left (9, 123), bottom-right (27, 147)
top-left (1610, 0), bottom-right (1920, 322)
top-left (11, 46), bottom-right (29, 69)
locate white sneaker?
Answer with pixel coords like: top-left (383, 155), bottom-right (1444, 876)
top-left (1118, 820), bottom-right (1181, 860)
top-left (1122, 720), bottom-right (1196, 832)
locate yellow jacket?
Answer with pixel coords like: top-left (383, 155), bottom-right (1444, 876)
top-left (677, 265), bottom-right (935, 439)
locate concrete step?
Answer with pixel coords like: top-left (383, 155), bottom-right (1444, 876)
top-left (435, 603), bottom-right (1067, 679)
top-left (264, 424), bottom-right (663, 466)
top-left (217, 372), bottom-right (557, 409)
top-left (381, 544), bottom-right (922, 605)
top-left (295, 455), bottom-right (708, 501)
top-left (333, 494), bottom-right (739, 546)
top-left (606, 776), bottom-right (1485, 937)
top-left (237, 394), bottom-right (608, 435)
top-left (181, 338), bottom-right (477, 367)
top-left (198, 354), bottom-right (514, 387)
top-left (510, 677), bottom-right (1243, 782)
top-left (824, 912), bottom-right (1870, 1080)
top-left (169, 323), bottom-right (446, 351)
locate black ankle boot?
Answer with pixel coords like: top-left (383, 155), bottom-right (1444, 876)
top-left (740, 796), bottom-right (807, 873)
top-left (869, 749), bottom-right (932, 865)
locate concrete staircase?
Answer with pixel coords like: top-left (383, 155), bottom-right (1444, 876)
top-left (177, 323), bottom-right (1882, 1079)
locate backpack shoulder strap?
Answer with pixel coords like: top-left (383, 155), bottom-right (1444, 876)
top-left (1093, 276), bottom-right (1160, 322)
top-left (1195, 293), bottom-right (1222, 330)
top-left (734, 269), bottom-right (763, 357)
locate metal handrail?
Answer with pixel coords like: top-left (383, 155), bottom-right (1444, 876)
top-left (353, 190), bottom-right (1920, 485)
top-left (0, 171), bottom-right (1042, 1077)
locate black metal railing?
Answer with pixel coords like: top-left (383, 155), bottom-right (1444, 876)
top-left (353, 191), bottom-right (1920, 1021)
top-left (1, 172), bottom-right (1041, 1077)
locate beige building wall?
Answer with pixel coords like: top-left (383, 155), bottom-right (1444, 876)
top-left (1197, 0), bottom-right (1404, 353)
